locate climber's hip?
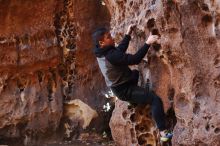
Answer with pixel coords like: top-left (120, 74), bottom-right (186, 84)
top-left (111, 82), bottom-right (154, 105)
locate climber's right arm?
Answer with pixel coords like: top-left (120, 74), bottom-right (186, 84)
top-left (116, 34), bottom-right (131, 52)
top-left (117, 24), bottom-right (136, 52)
top-left (106, 34), bottom-right (159, 65)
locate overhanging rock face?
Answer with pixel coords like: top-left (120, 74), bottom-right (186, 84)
top-left (105, 0), bottom-right (220, 145)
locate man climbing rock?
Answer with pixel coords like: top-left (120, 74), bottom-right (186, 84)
top-left (92, 25), bottom-right (173, 142)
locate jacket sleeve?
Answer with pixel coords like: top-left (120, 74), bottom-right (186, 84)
top-left (106, 43), bottom-right (150, 65)
top-left (116, 35), bottom-right (131, 52)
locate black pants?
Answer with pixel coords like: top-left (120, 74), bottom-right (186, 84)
top-left (111, 70), bottom-right (166, 131)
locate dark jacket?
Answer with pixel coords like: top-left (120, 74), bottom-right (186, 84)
top-left (94, 35), bottom-right (150, 87)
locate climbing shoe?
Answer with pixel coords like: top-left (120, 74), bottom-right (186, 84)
top-left (160, 130), bottom-right (173, 142)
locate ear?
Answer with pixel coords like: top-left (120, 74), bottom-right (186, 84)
top-left (99, 41), bottom-right (104, 46)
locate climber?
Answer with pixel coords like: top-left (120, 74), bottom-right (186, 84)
top-left (92, 25), bottom-right (173, 142)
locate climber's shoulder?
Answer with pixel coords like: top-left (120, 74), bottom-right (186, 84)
top-left (105, 47), bottom-right (125, 64)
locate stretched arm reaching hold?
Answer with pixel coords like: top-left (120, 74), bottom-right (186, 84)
top-left (117, 24), bottom-right (136, 52)
top-left (107, 33), bottom-right (160, 65)
top-left (126, 24), bottom-right (136, 35)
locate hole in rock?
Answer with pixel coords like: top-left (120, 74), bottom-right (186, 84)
top-left (202, 14), bottom-right (213, 26)
top-left (122, 111), bottom-right (128, 119)
top-left (130, 113), bottom-right (137, 122)
top-left (19, 88), bottom-right (24, 92)
top-left (166, 104), bottom-right (177, 132)
top-left (151, 0), bottom-right (156, 5)
top-left (205, 124), bottom-right (210, 131)
top-left (168, 87), bottom-right (175, 101)
top-left (214, 127), bottom-right (220, 134)
top-left (135, 124), bottom-right (147, 133)
top-left (166, 87), bottom-right (177, 132)
top-left (151, 29), bottom-right (161, 51)
top-left (147, 18), bottom-right (155, 30)
top-left (138, 134), bottom-right (148, 145)
top-left (138, 110), bottom-right (144, 115)
top-left (138, 133), bottom-right (154, 145)
top-left (129, 1), bottom-right (133, 7)
top-left (193, 101), bottom-right (200, 115)
top-left (151, 28), bottom-right (159, 36)
top-left (37, 71), bottom-right (43, 83)
top-left (201, 3), bottom-right (209, 11)
top-left (47, 79), bottom-right (53, 102)
top-left (145, 10), bottom-right (151, 18)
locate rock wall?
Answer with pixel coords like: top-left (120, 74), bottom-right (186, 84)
top-left (1, 0), bottom-right (220, 145)
top-left (105, 0), bottom-right (220, 146)
top-left (110, 100), bottom-right (160, 146)
top-left (0, 1), bottom-right (63, 145)
top-left (0, 0), bottom-right (110, 145)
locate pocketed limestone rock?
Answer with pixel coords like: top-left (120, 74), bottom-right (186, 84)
top-left (110, 100), bottom-right (159, 146)
top-left (105, 0), bottom-right (220, 145)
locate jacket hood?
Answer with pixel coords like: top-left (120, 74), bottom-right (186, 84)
top-left (93, 45), bottom-right (114, 58)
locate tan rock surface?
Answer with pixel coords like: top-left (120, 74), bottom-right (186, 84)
top-left (64, 99), bottom-right (98, 129)
top-left (105, 0), bottom-right (220, 145)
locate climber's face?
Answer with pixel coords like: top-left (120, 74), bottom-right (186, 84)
top-left (99, 32), bottom-right (115, 48)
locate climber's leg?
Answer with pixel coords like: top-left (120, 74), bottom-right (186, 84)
top-left (126, 86), bottom-right (166, 130)
top-left (125, 86), bottom-right (173, 141)
top-left (126, 85), bottom-right (153, 104)
top-left (149, 92), bottom-right (167, 131)
top-left (111, 83), bottom-right (173, 141)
